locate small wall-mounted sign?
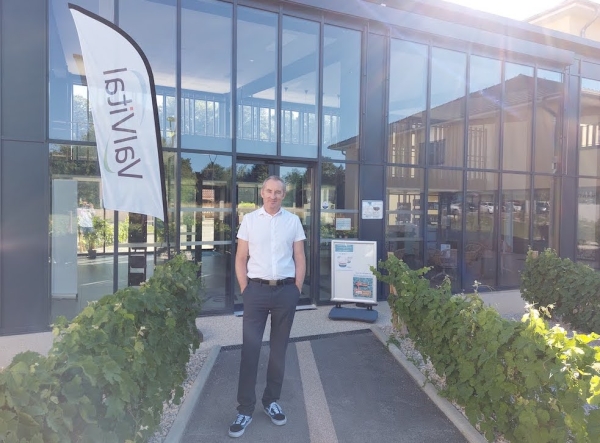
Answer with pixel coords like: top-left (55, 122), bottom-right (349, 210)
top-left (362, 200), bottom-right (383, 219)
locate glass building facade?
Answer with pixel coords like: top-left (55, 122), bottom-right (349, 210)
top-left (2, 0), bottom-right (600, 334)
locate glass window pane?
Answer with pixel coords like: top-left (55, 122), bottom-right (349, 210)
top-left (535, 69), bottom-right (563, 174)
top-left (386, 166), bottom-right (425, 270)
top-left (430, 48), bottom-right (466, 168)
top-left (388, 40), bottom-right (427, 165)
top-left (532, 175), bottom-right (555, 253)
top-left (119, 0), bottom-right (177, 148)
top-left (426, 169), bottom-right (463, 291)
top-left (577, 178), bottom-right (600, 269)
top-left (500, 173), bottom-right (530, 286)
top-left (281, 16), bottom-right (319, 158)
top-left (466, 171), bottom-right (498, 289)
top-left (50, 143), bottom-right (115, 321)
top-left (503, 63), bottom-right (534, 171)
top-left (579, 78), bottom-right (600, 177)
top-left (468, 55), bottom-right (501, 170)
top-left (319, 162), bottom-right (359, 301)
top-left (236, 7), bottom-right (278, 155)
top-left (49, 0), bottom-right (114, 141)
top-left (179, 154), bottom-right (233, 310)
top-left (181, 0), bottom-right (233, 151)
top-left (322, 25), bottom-right (361, 160)
top-left (115, 151), bottom-right (176, 291)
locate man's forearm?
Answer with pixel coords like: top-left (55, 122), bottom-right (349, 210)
top-left (235, 258), bottom-right (248, 292)
top-left (295, 260), bottom-right (306, 291)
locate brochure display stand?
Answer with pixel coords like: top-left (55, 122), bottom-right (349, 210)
top-left (328, 240), bottom-right (378, 323)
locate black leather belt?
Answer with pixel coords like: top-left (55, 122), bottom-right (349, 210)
top-left (249, 277), bottom-right (295, 286)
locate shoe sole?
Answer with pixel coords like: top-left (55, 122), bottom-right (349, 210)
top-left (264, 408), bottom-right (287, 426)
top-left (228, 417), bottom-right (252, 438)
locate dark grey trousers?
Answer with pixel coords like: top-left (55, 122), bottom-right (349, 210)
top-left (236, 281), bottom-right (300, 416)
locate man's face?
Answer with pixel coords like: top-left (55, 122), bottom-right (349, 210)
top-left (261, 179), bottom-right (285, 214)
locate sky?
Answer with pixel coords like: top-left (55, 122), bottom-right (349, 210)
top-left (442, 0), bottom-right (573, 20)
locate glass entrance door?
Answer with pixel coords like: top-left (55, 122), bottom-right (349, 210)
top-left (234, 161), bottom-right (314, 312)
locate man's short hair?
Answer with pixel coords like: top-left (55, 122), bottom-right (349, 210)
top-left (261, 175), bottom-right (286, 192)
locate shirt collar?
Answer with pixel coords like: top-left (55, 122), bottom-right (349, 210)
top-left (259, 206), bottom-right (284, 217)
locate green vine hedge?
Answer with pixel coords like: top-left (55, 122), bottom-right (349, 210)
top-left (0, 254), bottom-right (202, 443)
top-left (521, 248), bottom-right (600, 334)
top-left (373, 256), bottom-right (600, 443)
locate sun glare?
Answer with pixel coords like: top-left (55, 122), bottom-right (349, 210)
top-left (443, 0), bottom-right (565, 21)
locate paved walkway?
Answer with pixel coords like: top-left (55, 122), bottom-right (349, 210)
top-left (180, 330), bottom-right (468, 443)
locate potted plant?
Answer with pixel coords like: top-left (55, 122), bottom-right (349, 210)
top-left (82, 216), bottom-right (111, 258)
top-left (82, 225), bottom-right (99, 258)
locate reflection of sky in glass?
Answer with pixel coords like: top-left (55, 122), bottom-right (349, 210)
top-left (469, 55), bottom-right (500, 94)
top-left (389, 39), bottom-right (427, 123)
top-left (430, 47), bottom-right (466, 109)
top-left (581, 78), bottom-right (600, 94)
top-left (73, 84), bottom-right (87, 98)
top-left (538, 69), bottom-right (562, 83)
top-left (184, 153), bottom-right (231, 174)
top-left (505, 62), bottom-right (533, 80)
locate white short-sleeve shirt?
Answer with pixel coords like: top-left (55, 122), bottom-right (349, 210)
top-left (237, 207), bottom-right (306, 280)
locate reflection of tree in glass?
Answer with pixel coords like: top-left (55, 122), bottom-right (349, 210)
top-left (73, 94), bottom-right (96, 141)
top-left (321, 163), bottom-right (346, 208)
top-left (236, 164), bottom-right (269, 184)
top-left (281, 168), bottom-right (309, 207)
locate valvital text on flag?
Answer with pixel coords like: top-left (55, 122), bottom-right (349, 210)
top-left (69, 4), bottom-right (167, 221)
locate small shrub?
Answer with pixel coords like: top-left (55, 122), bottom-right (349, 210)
top-left (521, 248), bottom-right (600, 333)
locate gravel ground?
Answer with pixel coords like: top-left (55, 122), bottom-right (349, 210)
top-left (146, 348), bottom-right (210, 443)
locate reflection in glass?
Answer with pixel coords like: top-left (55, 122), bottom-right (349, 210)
top-left (163, 151), bottom-right (177, 256)
top-left (119, 0), bottom-right (177, 147)
top-left (116, 152), bottom-right (175, 291)
top-left (181, 0), bottom-right (232, 151)
top-left (322, 25), bottom-right (361, 160)
top-left (535, 70), bottom-right (563, 174)
top-left (281, 16), bottom-right (319, 158)
top-left (236, 7), bottom-right (278, 155)
top-left (50, 143), bottom-right (115, 322)
top-left (388, 40), bottom-right (427, 165)
top-left (579, 78), bottom-right (600, 177)
top-left (429, 48), bottom-right (466, 167)
top-left (465, 171), bottom-right (498, 290)
top-left (468, 55), bottom-right (501, 170)
top-left (49, 0), bottom-right (113, 141)
top-left (386, 167), bottom-right (424, 270)
top-left (178, 154), bottom-right (233, 311)
top-left (319, 162), bottom-right (359, 301)
top-left (503, 63), bottom-right (534, 171)
top-left (426, 169), bottom-right (463, 291)
top-left (532, 175), bottom-right (554, 254)
top-left (576, 178), bottom-right (600, 269)
top-left (500, 173), bottom-right (530, 286)
top-left (280, 166), bottom-right (313, 304)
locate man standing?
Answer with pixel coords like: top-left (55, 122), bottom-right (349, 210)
top-left (229, 175), bottom-right (306, 438)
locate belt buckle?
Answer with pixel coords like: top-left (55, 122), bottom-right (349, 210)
top-left (268, 280), bottom-right (277, 287)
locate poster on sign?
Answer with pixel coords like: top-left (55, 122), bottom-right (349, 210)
top-left (331, 240), bottom-right (377, 304)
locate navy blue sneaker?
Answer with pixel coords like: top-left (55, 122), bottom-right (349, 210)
top-left (229, 413), bottom-right (252, 438)
top-left (264, 402), bottom-right (287, 425)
